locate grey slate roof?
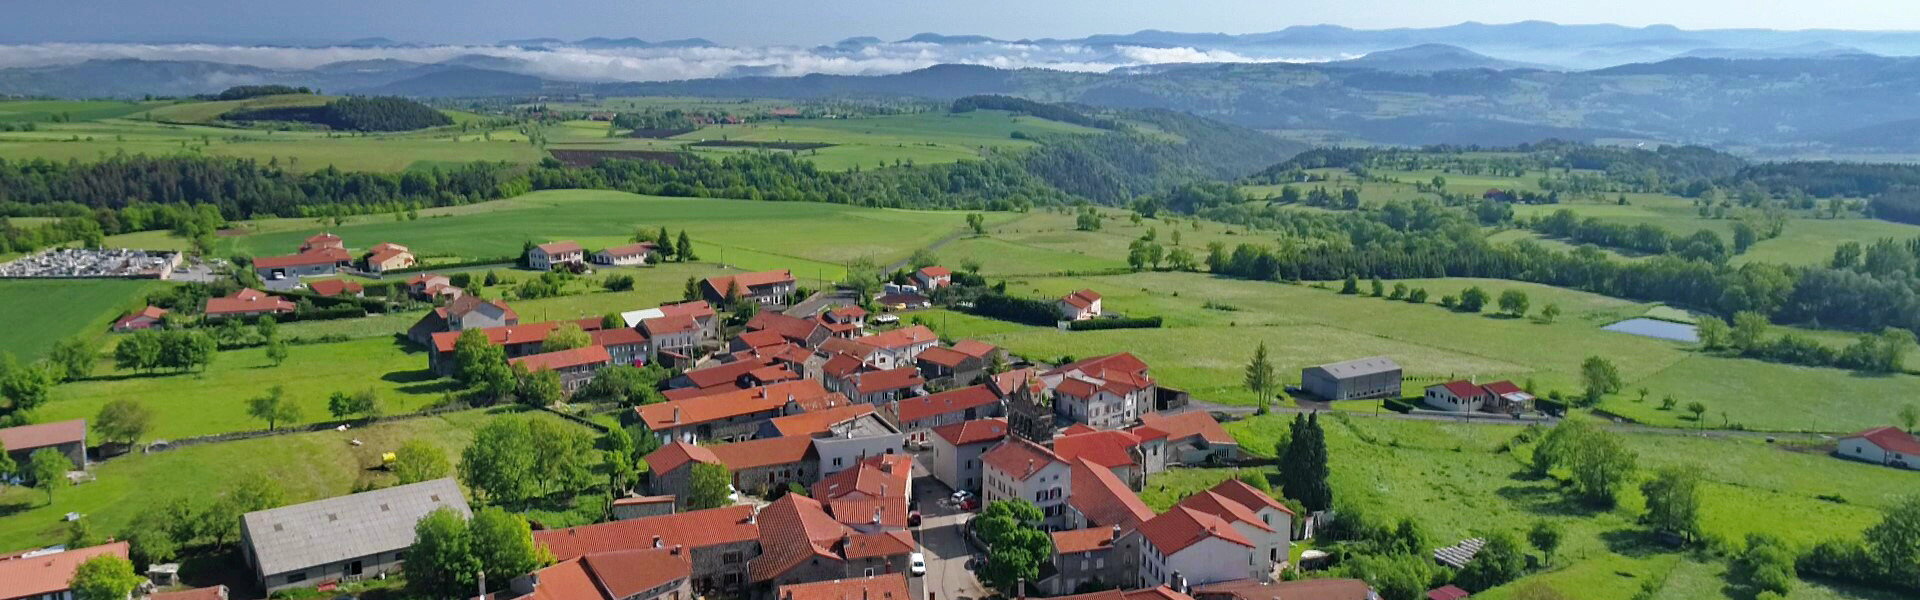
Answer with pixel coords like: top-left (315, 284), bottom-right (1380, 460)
top-left (1309, 356), bottom-right (1401, 378)
top-left (242, 478), bottom-right (469, 577)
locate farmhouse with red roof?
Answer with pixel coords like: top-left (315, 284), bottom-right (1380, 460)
top-left (592, 242), bottom-right (659, 266)
top-left (913, 266), bottom-right (952, 290)
top-left (111, 305), bottom-right (168, 332)
top-left (1838, 426), bottom-right (1920, 470)
top-left (532, 505), bottom-right (761, 595)
top-left (1059, 288), bottom-right (1103, 321)
top-left (306, 278), bottom-right (363, 298)
top-left (498, 546), bottom-right (692, 600)
top-left (0, 418), bottom-right (87, 469)
top-left (703, 270), bottom-right (797, 308)
top-left (1042, 353), bottom-right (1156, 429)
top-left (0, 542), bottom-right (131, 600)
top-left (204, 288), bottom-right (295, 319)
top-left (528, 241), bottom-right (586, 270)
top-left (1422, 379), bottom-right (1534, 414)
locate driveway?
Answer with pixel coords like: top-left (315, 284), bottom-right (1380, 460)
top-left (912, 469), bottom-right (986, 600)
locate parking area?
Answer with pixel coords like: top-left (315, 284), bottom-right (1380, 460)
top-left (911, 460), bottom-right (987, 600)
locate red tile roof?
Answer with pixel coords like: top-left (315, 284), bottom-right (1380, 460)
top-left (205, 288), bottom-right (295, 316)
top-left (827, 305), bottom-right (868, 320)
top-left (432, 321), bottom-right (560, 354)
top-left (504, 556), bottom-right (598, 600)
top-left (643, 442), bottom-right (721, 475)
top-left (768, 404), bottom-right (876, 438)
top-left (855, 367), bottom-right (924, 394)
top-left (1069, 458), bottom-right (1154, 530)
top-left (581, 547), bottom-right (691, 599)
top-left (816, 455), bottom-right (913, 528)
top-left (1136, 506), bottom-right (1254, 554)
top-left (1048, 353), bottom-right (1153, 397)
top-left (367, 247), bottom-right (411, 266)
top-left (933, 418), bottom-right (1007, 447)
top-left (750, 494), bottom-right (850, 582)
top-left (840, 531), bottom-right (915, 559)
top-left (307, 279), bottom-right (363, 297)
top-left (737, 329), bottom-right (788, 349)
top-left (659, 300), bottom-right (716, 320)
top-left (748, 312), bottom-right (825, 345)
top-left (611, 495), bottom-right (675, 507)
top-left (113, 306), bottom-right (168, 329)
top-left (1434, 380), bottom-right (1488, 399)
top-left (1176, 490), bottom-right (1276, 533)
top-left (443, 295), bottom-right (517, 321)
top-left (860, 325), bottom-right (937, 350)
top-left (638, 380), bottom-right (826, 431)
top-left (915, 346), bottom-right (973, 369)
top-left (643, 314), bottom-right (699, 336)
top-left (589, 327), bottom-right (649, 348)
top-left (706, 436), bottom-right (817, 471)
top-left (981, 436), bottom-right (1065, 481)
top-left (1055, 586), bottom-right (1196, 600)
top-left (1427, 585), bottom-right (1470, 600)
top-left (895, 384), bottom-right (1000, 423)
top-left (950, 340), bottom-right (997, 359)
top-left (254, 247), bottom-right (350, 268)
top-left (707, 270), bottom-right (795, 296)
top-left (0, 419), bottom-right (87, 451)
top-left (305, 233), bottom-right (341, 244)
top-left (536, 241), bottom-right (584, 255)
top-left (1208, 478), bottom-right (1294, 516)
top-left (679, 357), bottom-right (772, 391)
top-left (818, 337), bottom-right (878, 360)
top-left (509, 344), bottom-right (611, 372)
top-left (823, 354), bottom-right (865, 378)
top-left (1196, 580), bottom-right (1374, 600)
top-left (1482, 380), bottom-right (1526, 396)
top-left (1052, 527), bottom-right (1116, 554)
top-left (1847, 426), bottom-right (1920, 455)
top-left (534, 505), bottom-right (758, 561)
top-left (0, 542), bottom-right (129, 600)
top-left (780, 573), bottom-right (910, 600)
top-left (598, 242), bottom-right (658, 257)
top-left (1061, 289), bottom-right (1101, 309)
top-left (1136, 411), bottom-right (1236, 446)
top-left (1054, 429), bottom-right (1144, 469)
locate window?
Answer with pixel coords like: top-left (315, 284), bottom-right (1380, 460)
top-left (287, 572), bottom-right (307, 584)
top-left (865, 568), bottom-right (876, 577)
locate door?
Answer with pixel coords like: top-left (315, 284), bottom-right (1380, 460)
top-left (348, 560), bottom-right (364, 576)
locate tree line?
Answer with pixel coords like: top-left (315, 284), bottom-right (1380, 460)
top-left (222, 96), bottom-right (452, 132)
top-left (950, 95), bottom-right (1124, 131)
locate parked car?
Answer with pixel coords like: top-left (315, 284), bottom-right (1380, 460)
top-left (950, 490), bottom-right (973, 504)
top-left (907, 511), bottom-right (922, 527)
top-left (910, 552), bottom-right (926, 576)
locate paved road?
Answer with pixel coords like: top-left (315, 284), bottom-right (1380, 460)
top-left (786, 289), bottom-right (857, 318)
top-left (911, 460), bottom-right (986, 600)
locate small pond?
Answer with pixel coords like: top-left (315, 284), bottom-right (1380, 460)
top-left (1601, 317), bottom-right (1698, 342)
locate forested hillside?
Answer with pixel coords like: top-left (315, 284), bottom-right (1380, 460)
top-left (222, 96), bottom-right (453, 131)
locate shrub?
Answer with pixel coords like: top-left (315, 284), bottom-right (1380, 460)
top-left (1067, 316), bottom-right (1163, 331)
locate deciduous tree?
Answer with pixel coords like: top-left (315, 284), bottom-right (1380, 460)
top-left (247, 385), bottom-right (301, 430)
top-left (407, 507), bottom-right (480, 598)
top-left (94, 399), bottom-right (153, 446)
top-left (70, 555), bottom-right (143, 600)
top-left (1244, 342), bottom-right (1275, 415)
top-left (1642, 466), bottom-right (1702, 543)
top-left (28, 448), bottom-right (71, 503)
top-left (688, 462), bottom-right (733, 510)
top-left (393, 439), bottom-right (452, 484)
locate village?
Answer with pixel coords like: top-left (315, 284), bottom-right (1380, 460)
top-left (5, 226), bottom-right (1917, 600)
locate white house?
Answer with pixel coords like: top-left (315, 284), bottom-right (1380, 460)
top-left (927, 418), bottom-right (1008, 494)
top-left (1838, 426), bottom-right (1920, 470)
top-left (529, 241), bottom-right (586, 270)
top-left (1129, 506), bottom-right (1258, 589)
top-left (1059, 289), bottom-right (1103, 321)
top-left (857, 325), bottom-right (939, 370)
top-left (592, 242), bottom-right (659, 266)
top-left (1043, 353), bottom-right (1155, 429)
top-left (981, 437), bottom-right (1073, 529)
top-left (1174, 480), bottom-right (1293, 578)
top-left (914, 266), bottom-right (953, 290)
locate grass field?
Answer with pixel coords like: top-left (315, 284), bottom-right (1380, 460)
top-left (0, 278), bottom-right (158, 361)
top-left (1191, 414), bottom-right (1912, 600)
top-left (0, 407), bottom-right (577, 553)
top-left (38, 337), bottom-right (449, 440)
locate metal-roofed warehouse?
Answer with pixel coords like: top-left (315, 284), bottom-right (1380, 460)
top-left (1301, 356), bottom-right (1403, 401)
top-left (240, 478), bottom-right (470, 593)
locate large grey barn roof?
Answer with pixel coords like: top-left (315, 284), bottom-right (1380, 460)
top-left (242, 478), bottom-right (469, 576)
top-left (1310, 356), bottom-right (1401, 378)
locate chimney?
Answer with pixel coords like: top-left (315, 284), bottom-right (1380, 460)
top-left (652, 535), bottom-right (663, 548)
top-left (1172, 572), bottom-right (1188, 595)
top-left (872, 507), bottom-right (883, 524)
top-left (672, 407), bottom-right (681, 423)
top-left (747, 509), bottom-right (757, 524)
top-left (672, 544), bottom-right (684, 556)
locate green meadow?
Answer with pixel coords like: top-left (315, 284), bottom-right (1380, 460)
top-left (0, 278), bottom-right (158, 361)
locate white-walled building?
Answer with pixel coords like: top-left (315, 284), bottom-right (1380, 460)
top-left (1838, 426), bottom-right (1920, 470)
top-left (981, 436), bottom-right (1073, 529)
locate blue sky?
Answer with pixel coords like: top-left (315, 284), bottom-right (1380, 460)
top-left (3, 0), bottom-right (1917, 45)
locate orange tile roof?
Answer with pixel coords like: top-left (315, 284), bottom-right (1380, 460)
top-left (1196, 580), bottom-right (1374, 600)
top-left (814, 454), bottom-right (911, 502)
top-left (1175, 490), bottom-right (1276, 533)
top-left (737, 329), bottom-right (788, 349)
top-left (509, 344), bottom-right (611, 372)
top-left (589, 327), bottom-right (649, 348)
top-left (537, 241), bottom-right (584, 254)
top-left (768, 404), bottom-right (876, 437)
top-left (855, 367), bottom-right (924, 394)
top-left (581, 547), bottom-right (692, 599)
top-left (253, 247), bottom-right (350, 268)
top-left (638, 380), bottom-right (827, 431)
top-left (823, 354), bottom-right (865, 378)
top-left (0, 419), bottom-right (86, 451)
top-left (932, 418), bottom-right (1007, 447)
top-left (643, 314), bottom-right (699, 335)
top-left (113, 305), bottom-right (168, 329)
top-left (950, 339), bottom-right (998, 359)
top-left (780, 573), bottom-right (910, 600)
top-left (598, 242), bottom-right (658, 257)
top-left (896, 385), bottom-right (1000, 423)
top-left (750, 494), bottom-right (849, 582)
top-left (981, 436), bottom-right (1065, 481)
top-left (679, 357), bottom-right (772, 390)
top-left (706, 436), bottom-right (816, 470)
top-left (706, 270), bottom-right (795, 296)
top-left (1055, 587), bottom-right (1195, 600)
top-left (915, 346), bottom-right (973, 369)
top-left (611, 495), bottom-right (675, 507)
top-left (643, 442), bottom-right (721, 475)
top-left (431, 321), bottom-right (560, 353)
top-left (0, 542), bottom-right (130, 600)
top-left (367, 247), bottom-right (412, 266)
top-left (1052, 526), bottom-right (1116, 554)
top-left (1054, 429), bottom-right (1144, 469)
top-left (533, 505), bottom-right (759, 561)
top-left (918, 266), bottom-right (951, 278)
top-left (307, 279), bottom-right (363, 297)
top-left (150, 586), bottom-right (227, 600)
top-left (1137, 411), bottom-right (1235, 446)
top-left (748, 312), bottom-right (825, 344)
top-left (841, 531), bottom-right (915, 560)
top-left (1207, 478), bottom-right (1294, 516)
top-left (1069, 458), bottom-right (1154, 531)
top-left (204, 288), bottom-right (294, 315)
top-left (659, 300), bottom-right (716, 319)
top-left (1136, 506), bottom-right (1255, 554)
top-left (859, 325), bottom-right (937, 350)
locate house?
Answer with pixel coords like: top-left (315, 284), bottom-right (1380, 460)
top-left (749, 312), bottom-right (833, 348)
top-left (1301, 357), bottom-right (1402, 401)
top-left (702, 270), bottom-right (798, 308)
top-left (668, 357), bottom-right (785, 400)
top-left (1047, 527), bottom-right (1125, 595)
top-left (1044, 353), bottom-right (1156, 429)
top-left (611, 495), bottom-right (677, 520)
top-left (778, 574), bottom-right (910, 600)
top-left (150, 586), bottom-right (230, 600)
top-left (1175, 479), bottom-right (1294, 578)
top-left (1136, 411), bottom-right (1240, 466)
top-left (300, 233), bottom-right (344, 253)
top-left (529, 241), bottom-right (586, 271)
top-left (499, 546), bottom-right (692, 600)
top-left (364, 244), bottom-right (415, 273)
top-left (1060, 289), bottom-right (1103, 321)
top-left (509, 345), bottom-right (613, 395)
top-left (593, 242), bottom-right (659, 266)
top-left (240, 478), bottom-right (469, 593)
top-left (205, 288), bottom-right (295, 319)
top-left (254, 247), bottom-right (352, 280)
top-left (1422, 380), bottom-right (1532, 414)
top-left (426, 321), bottom-right (560, 375)
top-left (914, 266), bottom-right (952, 290)
top-left (0, 419), bottom-right (87, 470)
top-left (1837, 426), bottom-right (1920, 470)
top-left (885, 384), bottom-right (1005, 444)
top-left (533, 505), bottom-right (761, 594)
top-left (813, 454), bottom-right (913, 533)
top-left (643, 315), bottom-right (703, 367)
top-left (1066, 458), bottom-right (1155, 532)
top-left (769, 407), bottom-right (905, 476)
top-left (916, 346), bottom-right (988, 387)
top-left (982, 436), bottom-right (1073, 529)
top-left (875, 292), bottom-right (930, 310)
top-left (819, 306), bottom-right (868, 338)
top-left (749, 494), bottom-right (915, 590)
top-left (648, 437), bottom-right (820, 499)
top-left (408, 295), bottom-right (520, 346)
top-left (660, 300), bottom-right (722, 342)
top-left (111, 305), bottom-right (168, 332)
top-left (927, 418), bottom-right (1007, 494)
top-left (1194, 579), bottom-right (1378, 600)
top-left (638, 381), bottom-right (830, 444)
top-left (1427, 585), bottom-right (1470, 600)
top-left (1054, 427), bottom-right (1163, 489)
top-left (406, 274), bottom-right (462, 301)
top-left (307, 279), bottom-right (364, 297)
top-left (858, 325), bottom-right (938, 370)
top-left (1053, 587), bottom-right (1199, 600)
top-left (590, 327), bottom-right (652, 367)
top-left (0, 542), bottom-right (130, 600)
top-left (1128, 506), bottom-right (1258, 589)
top-left (1000, 369), bottom-right (1059, 443)
top-left (845, 367), bottom-right (925, 406)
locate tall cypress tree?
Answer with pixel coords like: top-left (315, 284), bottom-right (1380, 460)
top-left (1280, 412), bottom-right (1334, 512)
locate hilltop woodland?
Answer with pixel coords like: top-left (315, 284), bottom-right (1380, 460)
top-left (222, 96), bottom-right (453, 132)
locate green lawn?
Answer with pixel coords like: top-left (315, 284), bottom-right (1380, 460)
top-left (39, 337), bottom-right (449, 441)
top-left (0, 407), bottom-right (572, 553)
top-left (0, 278), bottom-right (158, 361)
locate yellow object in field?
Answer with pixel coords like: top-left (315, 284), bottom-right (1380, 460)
top-left (381, 452), bottom-right (397, 464)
